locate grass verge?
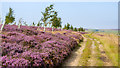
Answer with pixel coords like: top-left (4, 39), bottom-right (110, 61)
top-left (90, 33), bottom-right (118, 66)
top-left (94, 40), bottom-right (104, 66)
top-left (78, 38), bottom-right (92, 66)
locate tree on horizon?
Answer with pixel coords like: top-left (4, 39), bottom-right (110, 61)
top-left (5, 8), bottom-right (15, 24)
top-left (32, 22), bottom-right (35, 26)
top-left (70, 25), bottom-right (73, 30)
top-left (41, 4), bottom-right (54, 31)
top-left (66, 23), bottom-right (70, 30)
top-left (64, 24), bottom-right (67, 29)
top-left (74, 27), bottom-right (77, 31)
top-left (50, 12), bottom-right (62, 28)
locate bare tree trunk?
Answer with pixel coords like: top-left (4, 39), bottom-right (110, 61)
top-left (52, 27), bottom-right (53, 32)
top-left (44, 26), bottom-right (46, 32)
top-left (18, 22), bottom-right (21, 29)
top-left (1, 21), bottom-right (5, 31)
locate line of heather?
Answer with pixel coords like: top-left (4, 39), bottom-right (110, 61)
top-left (0, 24), bottom-right (83, 67)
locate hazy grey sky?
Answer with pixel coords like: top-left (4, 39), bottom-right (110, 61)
top-left (1, 2), bottom-right (118, 29)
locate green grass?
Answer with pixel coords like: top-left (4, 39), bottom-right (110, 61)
top-left (87, 29), bottom-right (118, 34)
top-left (79, 33), bottom-right (118, 66)
top-left (90, 33), bottom-right (118, 66)
top-left (84, 34), bottom-right (103, 66)
top-left (78, 38), bottom-right (92, 66)
top-left (84, 33), bottom-right (118, 66)
top-left (119, 36), bottom-right (120, 67)
top-left (94, 40), bottom-right (103, 66)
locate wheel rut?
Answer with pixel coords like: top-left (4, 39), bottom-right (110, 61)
top-left (61, 35), bottom-right (113, 66)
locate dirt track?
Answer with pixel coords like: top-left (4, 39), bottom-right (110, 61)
top-left (62, 36), bottom-right (87, 66)
top-left (61, 35), bottom-right (113, 66)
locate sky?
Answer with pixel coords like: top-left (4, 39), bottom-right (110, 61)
top-left (1, 2), bottom-right (118, 29)
top-left (1, 0), bottom-right (119, 2)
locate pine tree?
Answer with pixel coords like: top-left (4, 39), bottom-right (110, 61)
top-left (50, 11), bottom-right (62, 28)
top-left (70, 25), bottom-right (73, 30)
top-left (78, 28), bottom-right (81, 32)
top-left (5, 8), bottom-right (15, 24)
top-left (66, 23), bottom-right (70, 30)
top-left (41, 4), bottom-right (54, 32)
top-left (63, 24), bottom-right (67, 29)
top-left (32, 22), bottom-right (35, 26)
top-left (37, 21), bottom-right (40, 26)
top-left (78, 27), bottom-right (85, 32)
top-left (74, 27), bottom-right (77, 31)
top-left (41, 4), bottom-right (54, 26)
top-left (83, 29), bottom-right (85, 32)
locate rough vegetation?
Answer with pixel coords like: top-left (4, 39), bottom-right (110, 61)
top-left (0, 24), bottom-right (83, 67)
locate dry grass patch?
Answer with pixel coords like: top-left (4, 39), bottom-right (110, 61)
top-left (91, 33), bottom-right (118, 66)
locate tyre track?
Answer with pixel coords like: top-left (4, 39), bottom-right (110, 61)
top-left (62, 35), bottom-right (87, 66)
top-left (61, 34), bottom-right (113, 66)
top-left (96, 40), bottom-right (113, 66)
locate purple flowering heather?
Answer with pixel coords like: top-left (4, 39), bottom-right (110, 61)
top-left (2, 57), bottom-right (30, 66)
top-left (1, 24), bottom-right (83, 67)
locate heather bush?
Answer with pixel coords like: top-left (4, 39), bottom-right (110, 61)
top-left (1, 24), bottom-right (83, 67)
